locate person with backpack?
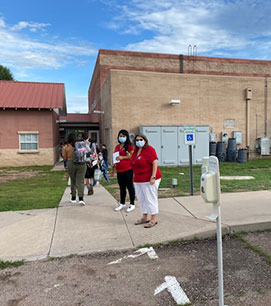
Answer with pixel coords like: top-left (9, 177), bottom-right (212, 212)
top-left (83, 133), bottom-right (98, 195)
top-left (62, 133), bottom-right (88, 206)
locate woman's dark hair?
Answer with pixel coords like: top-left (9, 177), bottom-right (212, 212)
top-left (133, 133), bottom-right (149, 149)
top-left (82, 133), bottom-right (89, 141)
top-left (117, 129), bottom-right (131, 151)
top-left (66, 133), bottom-right (76, 147)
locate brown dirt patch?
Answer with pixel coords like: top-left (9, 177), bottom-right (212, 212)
top-left (0, 170), bottom-right (40, 183)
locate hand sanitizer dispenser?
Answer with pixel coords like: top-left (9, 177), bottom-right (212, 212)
top-left (201, 171), bottom-right (219, 203)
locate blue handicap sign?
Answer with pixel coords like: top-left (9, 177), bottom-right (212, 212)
top-left (187, 134), bottom-right (194, 141)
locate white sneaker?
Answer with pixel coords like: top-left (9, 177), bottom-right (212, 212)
top-left (70, 199), bottom-right (76, 204)
top-left (126, 205), bottom-right (135, 213)
top-left (114, 203), bottom-right (126, 211)
top-left (79, 200), bottom-right (86, 206)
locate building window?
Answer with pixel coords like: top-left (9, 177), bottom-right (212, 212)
top-left (19, 133), bottom-right (39, 151)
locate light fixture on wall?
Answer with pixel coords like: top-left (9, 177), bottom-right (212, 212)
top-left (170, 99), bottom-right (181, 105)
top-left (93, 110), bottom-right (104, 114)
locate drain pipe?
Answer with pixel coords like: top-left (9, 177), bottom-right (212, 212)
top-left (264, 77), bottom-right (268, 137)
top-left (245, 88), bottom-right (252, 158)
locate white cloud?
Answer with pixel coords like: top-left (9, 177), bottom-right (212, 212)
top-left (66, 95), bottom-right (88, 113)
top-left (108, 0), bottom-right (271, 59)
top-left (0, 17), bottom-right (97, 71)
top-left (11, 21), bottom-right (50, 32)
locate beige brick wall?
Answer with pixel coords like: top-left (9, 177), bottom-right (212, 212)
top-left (100, 54), bottom-right (180, 71)
top-left (184, 58), bottom-right (271, 75)
top-left (107, 70), bottom-right (271, 156)
top-left (0, 146), bottom-right (58, 167)
top-left (101, 73), bottom-right (113, 159)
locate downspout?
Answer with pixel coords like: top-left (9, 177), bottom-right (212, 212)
top-left (264, 76), bottom-right (268, 137)
top-left (245, 88), bottom-right (252, 158)
top-left (246, 98), bottom-right (250, 152)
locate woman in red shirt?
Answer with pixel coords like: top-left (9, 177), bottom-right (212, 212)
top-left (112, 129), bottom-right (135, 212)
top-left (131, 133), bottom-right (162, 228)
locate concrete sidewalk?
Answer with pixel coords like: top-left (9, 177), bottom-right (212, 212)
top-left (0, 183), bottom-right (271, 262)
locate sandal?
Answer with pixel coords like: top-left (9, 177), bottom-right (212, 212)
top-left (144, 221), bottom-right (158, 228)
top-left (134, 218), bottom-right (149, 225)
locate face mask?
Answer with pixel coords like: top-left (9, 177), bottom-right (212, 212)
top-left (119, 136), bottom-right (127, 143)
top-left (136, 140), bottom-right (145, 147)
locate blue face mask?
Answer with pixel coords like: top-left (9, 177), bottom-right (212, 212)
top-left (136, 140), bottom-right (145, 148)
top-left (119, 136), bottom-right (127, 143)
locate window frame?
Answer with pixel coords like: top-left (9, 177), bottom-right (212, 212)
top-left (18, 131), bottom-right (39, 153)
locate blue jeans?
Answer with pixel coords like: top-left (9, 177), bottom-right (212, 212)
top-left (102, 161), bottom-right (110, 183)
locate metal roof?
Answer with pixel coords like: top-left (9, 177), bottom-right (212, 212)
top-left (0, 80), bottom-right (66, 110)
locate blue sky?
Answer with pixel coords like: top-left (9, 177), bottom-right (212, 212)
top-left (1, 0), bottom-right (271, 113)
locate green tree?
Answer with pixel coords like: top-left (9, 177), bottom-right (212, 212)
top-left (0, 65), bottom-right (14, 81)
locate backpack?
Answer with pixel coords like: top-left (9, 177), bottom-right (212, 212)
top-left (73, 141), bottom-right (89, 163)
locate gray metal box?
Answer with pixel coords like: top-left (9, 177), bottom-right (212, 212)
top-left (258, 137), bottom-right (270, 155)
top-left (232, 131), bottom-right (242, 145)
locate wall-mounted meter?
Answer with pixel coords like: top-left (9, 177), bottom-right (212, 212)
top-left (221, 132), bottom-right (228, 144)
top-left (201, 172), bottom-right (219, 203)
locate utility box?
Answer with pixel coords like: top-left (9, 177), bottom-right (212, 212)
top-left (233, 131), bottom-right (242, 145)
top-left (257, 137), bottom-right (270, 155)
top-left (140, 125), bottom-right (209, 166)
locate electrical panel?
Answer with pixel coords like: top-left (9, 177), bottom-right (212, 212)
top-left (232, 131), bottom-right (242, 145)
top-left (258, 137), bottom-right (270, 155)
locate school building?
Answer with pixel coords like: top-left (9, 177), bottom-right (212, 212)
top-left (0, 81), bottom-right (66, 167)
top-left (88, 49), bottom-right (271, 163)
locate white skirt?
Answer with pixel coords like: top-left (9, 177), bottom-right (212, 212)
top-left (134, 178), bottom-right (161, 215)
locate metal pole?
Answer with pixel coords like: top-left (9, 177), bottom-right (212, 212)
top-left (216, 205), bottom-right (225, 306)
top-left (189, 145), bottom-right (193, 195)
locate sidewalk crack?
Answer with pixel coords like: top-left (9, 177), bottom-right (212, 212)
top-left (121, 211), bottom-right (135, 247)
top-left (47, 207), bottom-right (59, 258)
top-left (173, 197), bottom-right (198, 219)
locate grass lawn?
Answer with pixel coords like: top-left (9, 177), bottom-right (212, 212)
top-left (0, 166), bottom-right (68, 212)
top-left (102, 158), bottom-right (271, 201)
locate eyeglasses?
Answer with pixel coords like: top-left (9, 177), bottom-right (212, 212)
top-left (136, 138), bottom-right (144, 141)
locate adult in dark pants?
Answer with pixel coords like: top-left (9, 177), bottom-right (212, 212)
top-left (112, 129), bottom-right (135, 212)
top-left (62, 133), bottom-right (87, 206)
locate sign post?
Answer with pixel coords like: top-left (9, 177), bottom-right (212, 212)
top-left (184, 126), bottom-right (196, 196)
